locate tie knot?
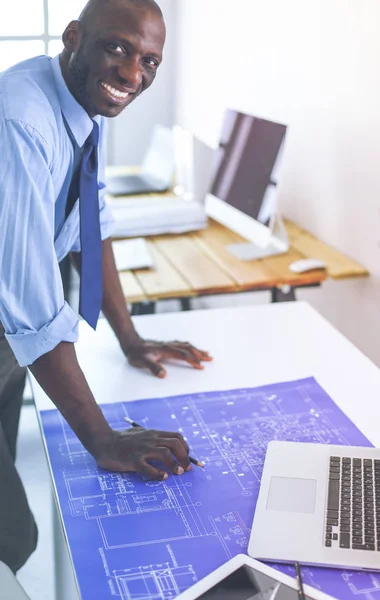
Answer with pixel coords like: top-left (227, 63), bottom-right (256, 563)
top-left (87, 121), bottom-right (99, 148)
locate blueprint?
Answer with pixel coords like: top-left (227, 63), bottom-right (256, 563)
top-left (40, 377), bottom-right (380, 600)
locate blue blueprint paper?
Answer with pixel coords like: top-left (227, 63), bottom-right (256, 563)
top-left (40, 377), bottom-right (380, 600)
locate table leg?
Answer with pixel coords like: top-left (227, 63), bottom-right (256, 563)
top-left (271, 285), bottom-right (296, 302)
top-left (52, 494), bottom-right (80, 600)
top-left (130, 303), bottom-right (140, 316)
top-left (180, 298), bottom-right (192, 311)
top-left (131, 302), bottom-right (156, 316)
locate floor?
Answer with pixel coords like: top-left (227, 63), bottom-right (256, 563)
top-left (17, 392), bottom-right (55, 600)
top-left (15, 272), bottom-right (318, 599)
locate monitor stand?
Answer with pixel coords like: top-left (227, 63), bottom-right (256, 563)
top-left (226, 212), bottom-right (289, 261)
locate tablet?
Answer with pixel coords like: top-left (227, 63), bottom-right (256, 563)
top-left (176, 554), bottom-right (336, 600)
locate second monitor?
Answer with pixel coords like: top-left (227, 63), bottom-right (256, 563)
top-left (205, 109), bottom-right (289, 260)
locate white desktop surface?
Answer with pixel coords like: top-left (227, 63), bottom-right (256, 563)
top-left (32, 302), bottom-right (380, 449)
top-left (0, 562), bottom-right (31, 600)
top-left (30, 302), bottom-right (380, 600)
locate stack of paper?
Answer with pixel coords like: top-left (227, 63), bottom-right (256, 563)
top-left (107, 194), bottom-right (207, 238)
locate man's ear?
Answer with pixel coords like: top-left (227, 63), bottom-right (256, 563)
top-left (62, 21), bottom-right (82, 53)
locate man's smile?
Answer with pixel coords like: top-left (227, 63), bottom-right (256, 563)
top-left (99, 80), bottom-right (132, 104)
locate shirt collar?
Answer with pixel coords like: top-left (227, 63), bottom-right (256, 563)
top-left (50, 54), bottom-right (101, 148)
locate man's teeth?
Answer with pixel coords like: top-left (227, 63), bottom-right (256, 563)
top-left (101, 82), bottom-right (129, 99)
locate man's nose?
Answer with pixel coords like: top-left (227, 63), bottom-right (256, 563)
top-left (117, 57), bottom-right (143, 90)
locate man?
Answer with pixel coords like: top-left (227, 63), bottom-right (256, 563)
top-left (0, 0), bottom-right (212, 572)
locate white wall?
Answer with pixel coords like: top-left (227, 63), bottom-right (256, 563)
top-left (175, 0), bottom-right (380, 366)
top-left (108, 0), bottom-right (176, 165)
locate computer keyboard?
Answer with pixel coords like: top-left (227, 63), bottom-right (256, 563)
top-left (325, 456), bottom-right (380, 551)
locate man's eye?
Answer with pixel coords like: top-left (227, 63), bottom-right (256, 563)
top-left (144, 58), bottom-right (159, 69)
top-left (107, 44), bottom-right (124, 54)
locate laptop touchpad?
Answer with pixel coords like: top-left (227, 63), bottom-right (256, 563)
top-left (266, 476), bottom-right (317, 514)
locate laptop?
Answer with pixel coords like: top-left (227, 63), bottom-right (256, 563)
top-left (249, 441), bottom-right (380, 571)
top-left (106, 124), bottom-right (175, 196)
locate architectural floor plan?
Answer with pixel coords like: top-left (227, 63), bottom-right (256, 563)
top-left (40, 377), bottom-right (380, 599)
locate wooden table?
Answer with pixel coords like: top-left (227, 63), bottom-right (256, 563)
top-left (116, 217), bottom-right (368, 314)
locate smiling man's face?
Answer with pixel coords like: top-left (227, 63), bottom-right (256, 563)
top-left (61, 1), bottom-right (166, 118)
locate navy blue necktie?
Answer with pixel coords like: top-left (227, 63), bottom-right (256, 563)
top-left (78, 121), bottom-right (103, 329)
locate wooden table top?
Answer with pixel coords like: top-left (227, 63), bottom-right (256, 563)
top-left (116, 217), bottom-right (368, 304)
top-left (106, 166), bottom-right (368, 303)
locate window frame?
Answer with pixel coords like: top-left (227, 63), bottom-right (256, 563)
top-left (0, 0), bottom-right (62, 55)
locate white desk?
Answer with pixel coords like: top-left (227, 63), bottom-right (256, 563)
top-left (0, 562), bottom-right (31, 600)
top-left (31, 302), bottom-right (380, 599)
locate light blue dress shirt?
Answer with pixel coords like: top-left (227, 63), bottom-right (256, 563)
top-left (0, 55), bottom-right (114, 367)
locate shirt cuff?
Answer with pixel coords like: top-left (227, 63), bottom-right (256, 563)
top-left (5, 302), bottom-right (79, 367)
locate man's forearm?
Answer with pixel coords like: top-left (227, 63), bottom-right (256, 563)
top-left (35, 238), bottom-right (138, 455)
top-left (29, 339), bottom-right (191, 479)
top-left (71, 238), bottom-right (140, 352)
top-left (29, 342), bottom-right (112, 457)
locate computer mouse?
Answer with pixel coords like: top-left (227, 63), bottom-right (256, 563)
top-left (289, 258), bottom-right (327, 273)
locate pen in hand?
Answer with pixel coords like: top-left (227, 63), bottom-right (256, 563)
top-left (123, 417), bottom-right (204, 468)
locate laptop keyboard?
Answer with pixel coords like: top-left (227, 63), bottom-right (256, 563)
top-left (325, 457), bottom-right (380, 551)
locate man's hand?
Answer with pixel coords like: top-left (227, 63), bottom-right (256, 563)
top-left (96, 240), bottom-right (213, 379)
top-left (124, 339), bottom-right (213, 378)
top-left (95, 428), bottom-right (192, 480)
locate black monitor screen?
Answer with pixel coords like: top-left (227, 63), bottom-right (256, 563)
top-left (196, 564), bottom-right (313, 600)
top-left (209, 110), bottom-right (287, 223)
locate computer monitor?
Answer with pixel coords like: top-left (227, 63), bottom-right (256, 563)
top-left (205, 109), bottom-right (289, 260)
